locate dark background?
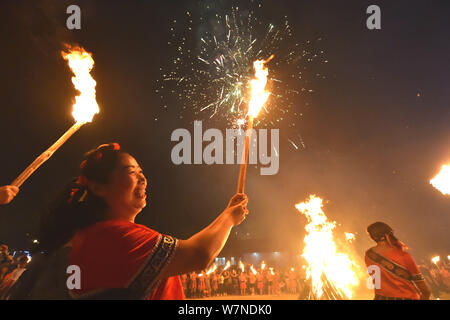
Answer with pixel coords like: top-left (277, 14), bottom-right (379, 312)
top-left (0, 0), bottom-right (448, 263)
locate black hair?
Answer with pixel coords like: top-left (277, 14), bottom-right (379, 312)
top-left (367, 221), bottom-right (408, 251)
top-left (36, 143), bottom-right (124, 255)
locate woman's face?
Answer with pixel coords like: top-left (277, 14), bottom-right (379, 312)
top-left (99, 153), bottom-right (148, 218)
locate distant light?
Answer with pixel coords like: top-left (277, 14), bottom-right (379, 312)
top-left (273, 252), bottom-right (280, 255)
top-left (253, 252), bottom-right (258, 256)
top-left (32, 239), bottom-right (39, 244)
top-left (431, 256), bottom-right (440, 264)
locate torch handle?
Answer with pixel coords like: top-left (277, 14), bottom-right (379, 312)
top-left (236, 117), bottom-right (254, 193)
top-left (11, 122), bottom-right (84, 187)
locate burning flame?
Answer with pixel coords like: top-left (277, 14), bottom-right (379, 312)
top-left (62, 46), bottom-right (99, 123)
top-left (206, 264), bottom-right (217, 275)
top-left (269, 267), bottom-right (275, 275)
top-left (430, 164), bottom-right (450, 195)
top-left (296, 195), bottom-right (359, 299)
top-left (239, 261), bottom-right (245, 273)
top-left (344, 232), bottom-right (356, 243)
top-left (223, 260), bottom-right (231, 271)
top-left (250, 265), bottom-right (257, 275)
top-left (261, 261), bottom-right (266, 270)
top-left (247, 55), bottom-right (273, 118)
top-left (432, 256), bottom-right (440, 265)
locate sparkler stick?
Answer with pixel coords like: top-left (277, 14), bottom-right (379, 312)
top-left (11, 47), bottom-right (99, 188)
top-left (236, 116), bottom-right (254, 193)
top-left (236, 55), bottom-right (273, 193)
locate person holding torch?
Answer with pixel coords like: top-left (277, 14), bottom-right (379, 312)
top-left (9, 143), bottom-right (249, 300)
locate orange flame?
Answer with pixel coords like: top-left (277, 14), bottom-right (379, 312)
top-left (239, 261), bottom-right (245, 273)
top-left (431, 256), bottom-right (440, 264)
top-left (296, 195), bottom-right (360, 299)
top-left (62, 46), bottom-right (99, 123)
top-left (430, 164), bottom-right (450, 195)
top-left (250, 265), bottom-right (257, 275)
top-left (261, 261), bottom-right (266, 270)
top-left (223, 261), bottom-right (231, 271)
top-left (206, 264), bottom-right (217, 275)
top-left (344, 232), bottom-right (356, 243)
top-left (247, 55), bottom-right (273, 118)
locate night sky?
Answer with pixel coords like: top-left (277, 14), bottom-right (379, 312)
top-left (0, 0), bottom-right (449, 263)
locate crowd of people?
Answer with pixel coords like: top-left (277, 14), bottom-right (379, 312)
top-left (0, 244), bottom-right (29, 299)
top-left (0, 145), bottom-right (448, 300)
top-left (418, 258), bottom-right (450, 299)
top-left (182, 263), bottom-right (304, 298)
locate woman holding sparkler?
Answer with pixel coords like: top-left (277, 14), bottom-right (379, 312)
top-left (365, 222), bottom-right (431, 300)
top-left (10, 143), bottom-right (248, 300)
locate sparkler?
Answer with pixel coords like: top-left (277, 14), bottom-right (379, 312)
top-left (12, 46), bottom-right (99, 187)
top-left (430, 164), bottom-right (450, 195)
top-left (236, 56), bottom-right (272, 193)
top-left (159, 4), bottom-right (326, 129)
top-left (296, 195), bottom-right (360, 300)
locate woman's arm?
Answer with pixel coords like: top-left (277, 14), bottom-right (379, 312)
top-left (414, 280), bottom-right (431, 300)
top-left (160, 193), bottom-right (248, 278)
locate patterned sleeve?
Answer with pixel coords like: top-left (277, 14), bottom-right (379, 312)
top-left (69, 221), bottom-right (178, 298)
top-left (403, 253), bottom-right (424, 281)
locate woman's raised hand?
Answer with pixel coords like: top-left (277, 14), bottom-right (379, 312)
top-left (225, 193), bottom-right (249, 226)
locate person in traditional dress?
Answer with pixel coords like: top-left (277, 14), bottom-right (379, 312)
top-left (248, 269), bottom-right (256, 295)
top-left (365, 222), bottom-right (431, 300)
top-left (8, 143), bottom-right (249, 300)
top-left (197, 273), bottom-right (206, 297)
top-left (189, 272), bottom-right (197, 298)
top-left (181, 273), bottom-right (188, 295)
top-left (256, 271), bottom-right (264, 295)
top-left (239, 271), bottom-right (247, 295)
top-left (288, 270), bottom-right (297, 294)
top-left (211, 271), bottom-right (219, 297)
top-left (0, 256), bottom-right (28, 299)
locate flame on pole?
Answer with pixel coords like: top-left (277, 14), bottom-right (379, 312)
top-left (236, 55), bottom-right (273, 193)
top-left (430, 164), bottom-right (450, 195)
top-left (12, 46), bottom-right (99, 187)
top-left (431, 256), bottom-right (440, 265)
top-left (239, 261), bottom-right (245, 273)
top-left (250, 265), bottom-right (257, 275)
top-left (223, 260), bottom-right (231, 271)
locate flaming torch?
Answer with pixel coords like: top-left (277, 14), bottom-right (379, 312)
top-left (11, 46), bottom-right (99, 187)
top-left (431, 256), bottom-right (440, 265)
top-left (223, 260), bottom-right (231, 271)
top-left (430, 164), bottom-right (450, 195)
top-left (296, 195), bottom-right (360, 300)
top-left (236, 55), bottom-right (273, 193)
top-left (250, 265), bottom-right (257, 275)
top-left (239, 261), bottom-right (245, 273)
